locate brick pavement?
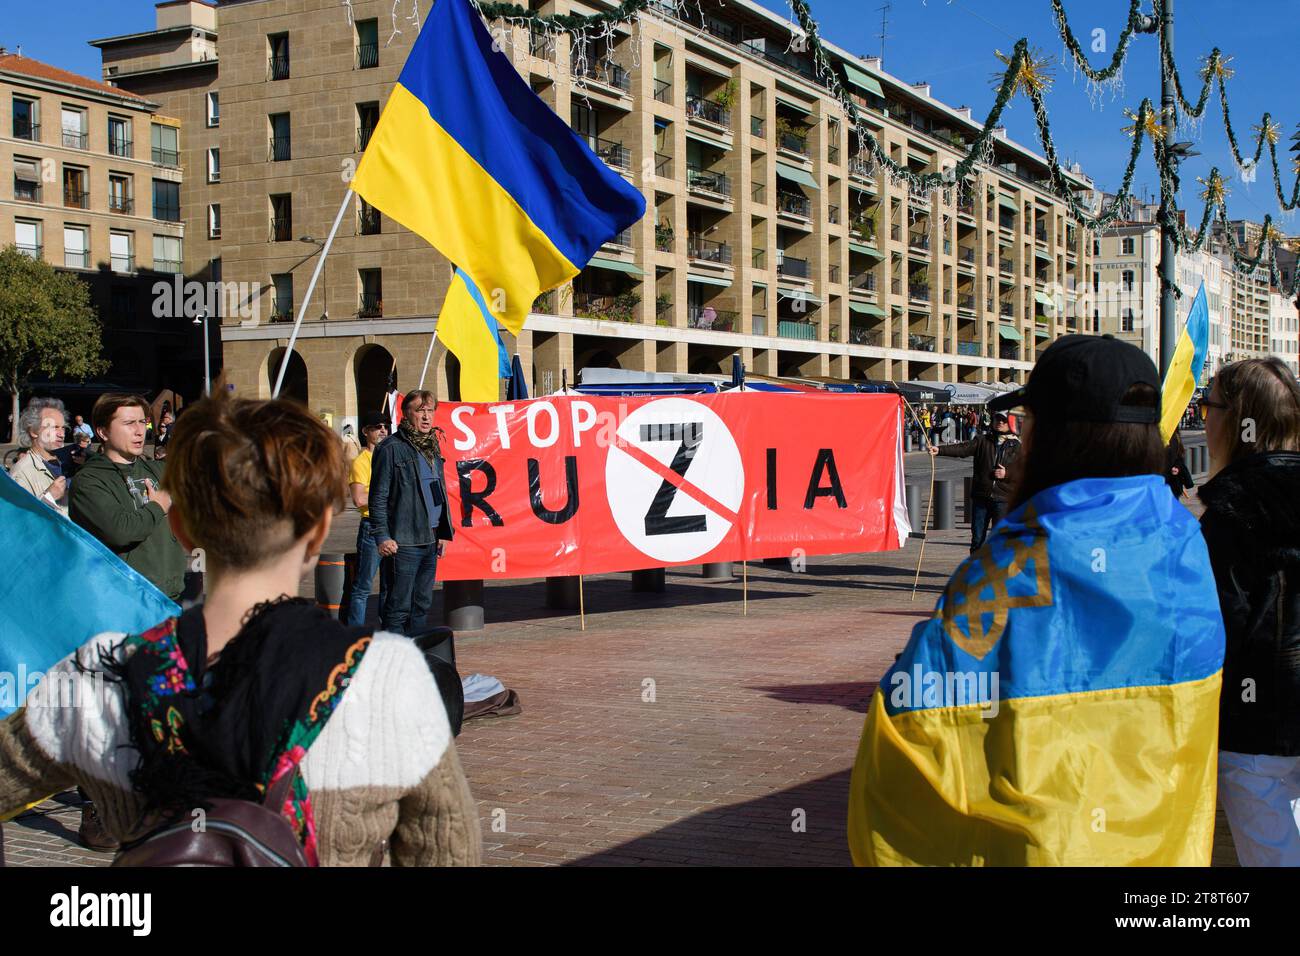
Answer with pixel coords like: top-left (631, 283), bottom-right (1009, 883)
top-left (3, 457), bottom-right (1238, 866)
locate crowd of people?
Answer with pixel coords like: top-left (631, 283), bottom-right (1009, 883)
top-left (0, 334), bottom-right (1296, 868)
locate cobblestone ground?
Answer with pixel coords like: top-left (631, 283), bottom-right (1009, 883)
top-left (4, 448), bottom-right (1237, 866)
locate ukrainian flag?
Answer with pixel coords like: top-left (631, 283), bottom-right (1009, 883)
top-left (350, 0), bottom-right (646, 401)
top-left (1160, 282), bottom-right (1210, 442)
top-left (848, 475), bottom-right (1225, 866)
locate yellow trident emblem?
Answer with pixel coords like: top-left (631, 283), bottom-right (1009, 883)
top-left (936, 505), bottom-right (1054, 660)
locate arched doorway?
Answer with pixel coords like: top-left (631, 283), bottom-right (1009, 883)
top-left (267, 348), bottom-right (308, 405)
top-left (354, 344), bottom-right (394, 422)
top-left (444, 351), bottom-right (461, 402)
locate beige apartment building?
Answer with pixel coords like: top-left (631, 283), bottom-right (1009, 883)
top-left (95, 0), bottom-right (1095, 424)
top-left (0, 48), bottom-right (195, 395)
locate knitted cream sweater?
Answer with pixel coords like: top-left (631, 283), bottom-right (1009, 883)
top-left (0, 631), bottom-right (481, 866)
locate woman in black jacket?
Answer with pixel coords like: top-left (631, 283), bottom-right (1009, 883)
top-left (1198, 357), bottom-right (1300, 866)
top-left (1163, 432), bottom-right (1195, 499)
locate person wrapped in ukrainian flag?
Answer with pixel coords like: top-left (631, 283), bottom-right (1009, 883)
top-left (849, 335), bottom-right (1225, 866)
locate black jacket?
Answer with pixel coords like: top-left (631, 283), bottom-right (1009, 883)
top-left (936, 431), bottom-right (1021, 501)
top-left (368, 431), bottom-right (455, 548)
top-left (1198, 452), bottom-right (1300, 756)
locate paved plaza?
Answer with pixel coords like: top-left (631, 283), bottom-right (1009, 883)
top-left (4, 448), bottom-right (1238, 867)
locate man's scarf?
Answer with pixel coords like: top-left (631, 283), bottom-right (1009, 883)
top-left (398, 420), bottom-right (445, 465)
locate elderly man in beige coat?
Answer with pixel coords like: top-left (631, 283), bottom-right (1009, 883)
top-left (9, 398), bottom-right (69, 516)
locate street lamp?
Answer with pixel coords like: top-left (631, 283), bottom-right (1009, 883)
top-left (300, 235), bottom-right (329, 320)
top-left (192, 310), bottom-right (211, 396)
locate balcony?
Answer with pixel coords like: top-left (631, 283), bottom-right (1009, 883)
top-left (270, 218), bottom-right (293, 243)
top-left (957, 293), bottom-right (976, 312)
top-left (827, 144), bottom-right (840, 166)
top-left (848, 156), bottom-right (872, 180)
top-left (358, 206), bottom-right (381, 235)
top-left (654, 226), bottom-right (674, 253)
top-left (108, 196), bottom-right (134, 215)
top-left (575, 291), bottom-right (640, 323)
top-left (16, 243), bottom-right (42, 260)
top-left (270, 298), bottom-right (294, 322)
top-left (777, 191), bottom-right (810, 218)
top-left (776, 255), bottom-right (809, 279)
top-left (654, 152), bottom-right (671, 178)
top-left (13, 120), bottom-right (39, 141)
top-left (751, 116), bottom-right (765, 138)
top-left (957, 201), bottom-right (975, 218)
top-left (653, 78), bottom-right (671, 103)
top-left (687, 235), bottom-right (731, 266)
top-left (999, 258), bottom-right (1014, 276)
top-left (908, 232), bottom-right (929, 252)
top-left (687, 306), bottom-right (737, 331)
top-left (603, 227), bottom-right (633, 250)
top-left (111, 255), bottom-right (135, 273)
top-left (530, 30), bottom-right (553, 60)
top-left (777, 131), bottom-right (809, 157)
top-left (752, 248), bottom-right (765, 269)
top-left (109, 137), bottom-right (132, 158)
top-left (269, 55), bottom-right (290, 80)
top-left (269, 136), bottom-right (291, 162)
top-left (957, 247), bottom-right (976, 267)
top-left (574, 59), bottom-right (631, 93)
top-left (686, 94), bottom-right (730, 127)
top-left (999, 302), bottom-right (1014, 318)
top-left (999, 217), bottom-right (1016, 233)
top-left (1000, 343), bottom-right (1020, 361)
top-left (752, 314), bottom-right (767, 335)
top-left (956, 339), bottom-right (981, 356)
top-left (152, 146), bottom-right (180, 167)
top-left (154, 258), bottom-right (182, 274)
top-left (63, 189), bottom-right (89, 210)
top-left (357, 126), bottom-right (376, 151)
top-left (358, 293), bottom-right (383, 319)
top-left (62, 249), bottom-right (89, 269)
top-left (850, 273), bottom-right (876, 296)
top-left (890, 224), bottom-right (901, 243)
top-left (743, 41), bottom-right (816, 81)
top-left (828, 204), bottom-right (840, 225)
top-left (751, 182), bottom-right (766, 204)
top-left (908, 284), bottom-right (931, 302)
top-left (686, 165), bottom-right (731, 199)
top-left (1035, 227), bottom-right (1048, 244)
top-left (828, 265), bottom-right (840, 283)
top-left (594, 137), bottom-right (632, 172)
top-left (848, 325), bottom-right (881, 346)
top-left (908, 334), bottom-right (936, 352)
top-left (356, 43), bottom-right (379, 69)
top-left (62, 129), bottom-right (88, 150)
top-left (849, 221), bottom-right (876, 245)
top-left (778, 319), bottom-right (816, 340)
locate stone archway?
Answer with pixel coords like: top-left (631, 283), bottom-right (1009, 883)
top-left (266, 347), bottom-right (308, 405)
top-left (354, 344), bottom-right (395, 422)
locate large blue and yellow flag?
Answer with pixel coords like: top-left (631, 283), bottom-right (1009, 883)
top-left (848, 475), bottom-right (1225, 866)
top-left (350, 0), bottom-right (646, 400)
top-left (0, 470), bottom-right (180, 720)
top-left (1160, 281), bottom-right (1210, 442)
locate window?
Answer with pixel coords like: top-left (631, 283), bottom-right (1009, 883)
top-left (356, 18), bottom-right (379, 69)
top-left (207, 147), bottom-right (221, 183)
top-left (61, 107), bottom-right (87, 149)
top-left (108, 173), bottom-right (132, 214)
top-left (153, 234), bottom-right (182, 273)
top-left (359, 268), bottom-right (382, 318)
top-left (358, 198), bottom-right (380, 235)
top-left (151, 123), bottom-right (179, 166)
top-left (1121, 237), bottom-right (1135, 255)
top-left (108, 115), bottom-right (131, 157)
top-left (153, 179), bottom-right (180, 221)
top-left (271, 273), bottom-right (294, 321)
top-left (14, 220), bottom-right (42, 259)
top-left (13, 158), bottom-right (42, 202)
top-left (1093, 238), bottom-right (1100, 256)
top-left (208, 204), bottom-right (222, 239)
top-left (268, 33), bottom-right (290, 80)
top-left (110, 231), bottom-right (134, 272)
top-left (1092, 272), bottom-right (1099, 293)
top-left (63, 225), bottom-right (88, 268)
top-left (356, 102), bottom-right (379, 150)
top-left (269, 113), bottom-right (291, 161)
top-left (1122, 269), bottom-right (1134, 293)
top-left (12, 97), bottom-right (39, 140)
top-left (63, 166), bottom-right (88, 209)
top-left (270, 194), bottom-right (293, 241)
top-left (1121, 308), bottom-right (1134, 332)
top-left (206, 92), bottom-right (220, 127)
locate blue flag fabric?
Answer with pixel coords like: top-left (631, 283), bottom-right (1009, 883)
top-left (0, 469), bottom-right (180, 716)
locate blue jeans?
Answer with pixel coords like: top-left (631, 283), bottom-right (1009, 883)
top-left (379, 543), bottom-right (439, 635)
top-left (969, 496), bottom-right (1008, 553)
top-left (345, 518), bottom-right (386, 626)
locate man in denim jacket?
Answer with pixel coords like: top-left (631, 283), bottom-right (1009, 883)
top-left (368, 390), bottom-right (455, 634)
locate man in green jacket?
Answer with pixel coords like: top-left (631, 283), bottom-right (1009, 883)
top-left (70, 393), bottom-right (187, 602)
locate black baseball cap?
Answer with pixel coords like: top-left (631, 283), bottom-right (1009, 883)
top-left (360, 412), bottom-right (389, 431)
top-left (988, 334), bottom-right (1160, 424)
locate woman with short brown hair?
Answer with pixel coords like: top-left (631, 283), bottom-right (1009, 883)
top-left (1198, 356), bottom-right (1300, 866)
top-left (0, 392), bottom-right (481, 866)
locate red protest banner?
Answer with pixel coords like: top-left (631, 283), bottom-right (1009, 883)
top-left (434, 392), bottom-right (908, 581)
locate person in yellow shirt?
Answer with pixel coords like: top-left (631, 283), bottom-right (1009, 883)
top-left (345, 412), bottom-right (390, 625)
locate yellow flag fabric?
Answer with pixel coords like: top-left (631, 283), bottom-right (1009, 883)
top-left (1160, 283), bottom-right (1211, 442)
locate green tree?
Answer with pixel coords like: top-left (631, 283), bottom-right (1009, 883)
top-left (0, 245), bottom-right (107, 441)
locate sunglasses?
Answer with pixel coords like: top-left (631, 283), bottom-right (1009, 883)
top-left (1196, 397), bottom-right (1227, 414)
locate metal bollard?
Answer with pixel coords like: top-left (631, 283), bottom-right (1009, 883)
top-left (545, 575), bottom-right (580, 610)
top-left (905, 483), bottom-right (922, 535)
top-left (934, 479), bottom-right (955, 531)
top-left (631, 568), bottom-right (666, 592)
top-left (904, 432), bottom-right (914, 453)
top-left (443, 579), bottom-right (484, 631)
top-left (702, 562), bottom-right (735, 582)
top-left (315, 553), bottom-right (346, 619)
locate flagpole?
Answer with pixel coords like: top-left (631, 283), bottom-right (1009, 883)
top-left (418, 327), bottom-right (440, 391)
top-left (273, 189), bottom-right (355, 398)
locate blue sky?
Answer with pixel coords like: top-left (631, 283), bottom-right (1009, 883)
top-left (6, 0), bottom-right (1296, 227)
